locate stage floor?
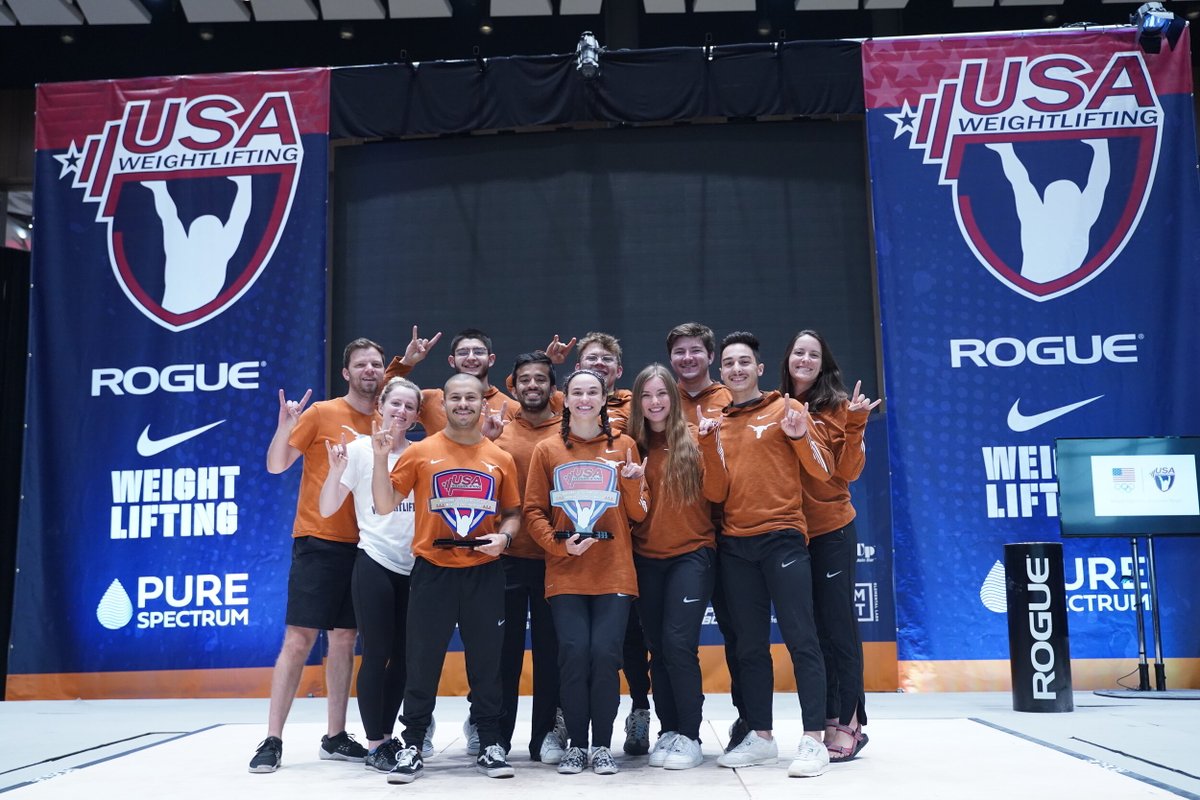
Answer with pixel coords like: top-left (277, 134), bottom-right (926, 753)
top-left (2, 692), bottom-right (1197, 798)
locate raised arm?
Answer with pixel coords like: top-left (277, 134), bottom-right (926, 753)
top-left (266, 388), bottom-right (311, 473)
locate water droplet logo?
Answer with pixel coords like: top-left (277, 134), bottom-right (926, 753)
top-left (96, 579), bottom-right (134, 630)
top-left (979, 561), bottom-right (1007, 613)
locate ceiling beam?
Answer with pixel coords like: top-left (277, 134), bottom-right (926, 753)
top-left (180, 0), bottom-right (252, 22)
top-left (318, 0), bottom-right (386, 19)
top-left (76, 0), bottom-right (152, 24)
top-left (6, 0), bottom-right (86, 25)
top-left (250, 0), bottom-right (321, 21)
top-left (387, 0), bottom-right (452, 17)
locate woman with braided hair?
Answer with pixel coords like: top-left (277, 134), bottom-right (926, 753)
top-left (523, 368), bottom-right (649, 776)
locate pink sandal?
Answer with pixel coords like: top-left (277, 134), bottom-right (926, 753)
top-left (825, 722), bottom-right (868, 763)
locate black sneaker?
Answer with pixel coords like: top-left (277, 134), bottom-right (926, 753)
top-left (725, 718), bottom-right (751, 753)
top-left (248, 736), bottom-right (282, 773)
top-left (365, 737), bottom-right (402, 773)
top-left (476, 744), bottom-right (515, 779)
top-left (320, 731), bottom-right (368, 762)
top-left (387, 746), bottom-right (424, 784)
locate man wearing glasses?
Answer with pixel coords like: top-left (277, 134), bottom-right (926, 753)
top-left (385, 327), bottom-right (515, 434)
top-left (573, 332), bottom-right (633, 436)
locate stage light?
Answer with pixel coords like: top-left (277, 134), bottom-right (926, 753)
top-left (479, 19), bottom-right (494, 35)
top-left (339, 24), bottom-right (354, 40)
top-left (576, 31), bottom-right (602, 79)
top-left (1131, 2), bottom-right (1185, 53)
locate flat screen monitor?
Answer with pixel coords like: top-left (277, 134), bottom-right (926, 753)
top-left (1056, 437), bottom-right (1200, 537)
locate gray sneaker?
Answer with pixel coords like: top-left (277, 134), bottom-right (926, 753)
top-left (364, 738), bottom-right (402, 773)
top-left (716, 730), bottom-right (778, 768)
top-left (623, 708), bottom-right (651, 755)
top-left (557, 746), bottom-right (587, 774)
top-left (422, 717), bottom-right (436, 759)
top-left (462, 718), bottom-right (480, 755)
top-left (590, 745), bottom-right (619, 775)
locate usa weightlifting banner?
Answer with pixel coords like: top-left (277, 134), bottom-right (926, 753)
top-left (864, 28), bottom-right (1200, 689)
top-left (9, 69), bottom-right (330, 698)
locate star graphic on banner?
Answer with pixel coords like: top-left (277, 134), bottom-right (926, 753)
top-left (883, 100), bottom-right (919, 140)
top-left (53, 140), bottom-right (83, 180)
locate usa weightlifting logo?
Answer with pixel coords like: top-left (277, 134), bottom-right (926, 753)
top-left (550, 461), bottom-right (620, 533)
top-left (53, 92), bottom-right (304, 331)
top-left (430, 470), bottom-right (498, 537)
top-left (886, 51), bottom-right (1161, 302)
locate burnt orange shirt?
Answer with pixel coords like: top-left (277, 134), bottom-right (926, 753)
top-left (494, 411), bottom-right (563, 559)
top-left (390, 432), bottom-right (520, 568)
top-left (385, 356), bottom-right (514, 433)
top-left (794, 397), bottom-right (870, 537)
top-left (681, 381), bottom-right (733, 421)
top-left (524, 432), bottom-right (648, 598)
top-left (631, 425), bottom-right (724, 559)
top-left (287, 398), bottom-right (375, 542)
top-left (699, 391), bottom-right (833, 540)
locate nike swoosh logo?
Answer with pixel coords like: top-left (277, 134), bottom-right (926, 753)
top-left (781, 560), bottom-right (797, 568)
top-left (682, 597), bottom-right (700, 604)
top-left (826, 571), bottom-right (843, 579)
top-left (136, 420), bottom-right (224, 457)
top-left (497, 619), bottom-right (505, 626)
top-left (706, 407), bottom-right (721, 412)
top-left (1006, 395), bottom-right (1103, 432)
top-left (617, 593), bottom-right (631, 597)
top-left (431, 458), bottom-right (445, 464)
top-left (605, 449), bottom-right (621, 454)
top-left (756, 413), bottom-right (773, 420)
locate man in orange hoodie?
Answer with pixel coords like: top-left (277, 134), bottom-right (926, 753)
top-left (698, 331), bottom-right (834, 779)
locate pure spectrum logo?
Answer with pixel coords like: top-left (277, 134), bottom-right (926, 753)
top-left (96, 574), bottom-right (251, 629)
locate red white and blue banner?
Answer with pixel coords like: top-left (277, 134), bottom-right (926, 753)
top-left (864, 28), bottom-right (1200, 689)
top-left (10, 69), bottom-right (330, 698)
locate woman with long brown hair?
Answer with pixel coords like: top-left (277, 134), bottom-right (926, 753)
top-left (778, 330), bottom-right (880, 763)
top-left (626, 363), bottom-right (723, 770)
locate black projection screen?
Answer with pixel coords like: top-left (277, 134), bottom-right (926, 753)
top-left (330, 120), bottom-right (878, 397)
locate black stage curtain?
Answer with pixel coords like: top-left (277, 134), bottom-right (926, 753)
top-left (331, 41), bottom-right (864, 139)
top-left (0, 247), bottom-right (30, 693)
top-left (330, 120), bottom-right (877, 399)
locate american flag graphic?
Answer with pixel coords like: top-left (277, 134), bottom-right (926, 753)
top-left (1112, 467), bottom-right (1136, 485)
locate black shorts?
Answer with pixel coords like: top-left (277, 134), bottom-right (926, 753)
top-left (285, 535), bottom-right (358, 630)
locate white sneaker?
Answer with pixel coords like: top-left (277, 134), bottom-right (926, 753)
top-left (462, 718), bottom-right (479, 755)
top-left (422, 716), bottom-right (436, 759)
top-left (716, 730), bottom-right (778, 768)
top-left (539, 729), bottom-right (566, 765)
top-left (648, 732), bottom-right (679, 767)
top-left (590, 745), bottom-right (619, 775)
top-left (662, 735), bottom-right (704, 770)
top-left (787, 735), bottom-right (830, 778)
top-left (557, 746), bottom-right (587, 774)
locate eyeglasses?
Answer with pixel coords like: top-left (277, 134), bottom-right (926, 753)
top-left (581, 354), bottom-right (618, 366)
top-left (455, 348), bottom-right (489, 358)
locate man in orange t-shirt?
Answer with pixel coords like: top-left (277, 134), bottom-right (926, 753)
top-left (371, 373), bottom-right (522, 784)
top-left (249, 338), bottom-right (384, 774)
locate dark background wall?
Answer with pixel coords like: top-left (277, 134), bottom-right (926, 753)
top-left (331, 119), bottom-right (878, 395)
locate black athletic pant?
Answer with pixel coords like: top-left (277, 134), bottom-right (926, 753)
top-left (549, 593), bottom-right (632, 750)
top-left (809, 522), bottom-right (867, 726)
top-left (709, 547), bottom-right (745, 718)
top-left (350, 550), bottom-right (411, 742)
top-left (718, 530), bottom-right (826, 733)
top-left (400, 557), bottom-right (505, 755)
top-left (634, 547), bottom-right (714, 740)
top-left (622, 605), bottom-right (651, 710)
top-left (499, 555), bottom-right (560, 757)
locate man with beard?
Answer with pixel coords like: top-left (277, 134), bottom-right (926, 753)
top-left (493, 352), bottom-right (568, 763)
top-left (385, 327), bottom-right (514, 433)
top-left (372, 374), bottom-right (522, 784)
top-left (249, 338), bottom-right (384, 773)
